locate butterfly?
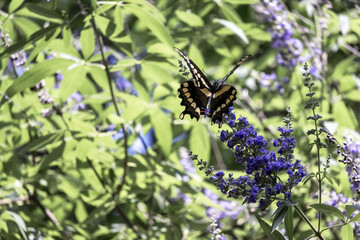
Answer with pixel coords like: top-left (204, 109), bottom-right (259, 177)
top-left (175, 48), bottom-right (250, 128)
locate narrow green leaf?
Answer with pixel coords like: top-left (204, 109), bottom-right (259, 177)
top-left (350, 212), bottom-right (360, 223)
top-left (9, 211), bottom-right (29, 240)
top-left (310, 204), bottom-right (345, 221)
top-left (9, 0), bottom-right (24, 13)
top-left (85, 65), bottom-right (108, 90)
top-left (18, 131), bottom-right (64, 154)
top-left (215, 18), bottom-right (249, 44)
top-left (113, 6), bottom-right (124, 36)
top-left (59, 65), bottom-right (87, 100)
top-left (345, 205), bottom-right (357, 218)
top-left (94, 15), bottom-right (110, 37)
top-left (116, 92), bottom-right (148, 121)
top-left (124, 4), bottom-right (173, 46)
top-left (62, 24), bottom-right (72, 48)
top-left (302, 173), bottom-right (315, 185)
top-left (0, 58), bottom-right (75, 107)
top-left (272, 205), bottom-right (288, 232)
top-left (75, 201), bottom-right (88, 223)
top-left (256, 215), bottom-right (286, 240)
top-left (59, 176), bottom-right (81, 199)
top-left (348, 205), bottom-right (360, 212)
top-left (80, 25), bottom-right (95, 60)
top-left (324, 175), bottom-right (334, 185)
top-left (150, 108), bottom-right (172, 156)
top-left (175, 11), bottom-right (204, 27)
top-left (218, 2), bottom-right (243, 25)
top-left (26, 4), bottom-right (63, 20)
top-left (341, 223), bottom-right (353, 240)
top-left (0, 24), bottom-right (60, 59)
top-left (271, 203), bottom-right (287, 218)
top-left (76, 139), bottom-right (95, 162)
top-left (285, 206), bottom-right (293, 240)
top-left (25, 27), bottom-right (62, 66)
top-left (38, 142), bottom-right (65, 173)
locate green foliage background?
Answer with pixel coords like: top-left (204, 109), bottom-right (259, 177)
top-left (0, 0), bottom-right (359, 239)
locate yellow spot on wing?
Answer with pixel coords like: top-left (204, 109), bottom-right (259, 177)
top-left (195, 107), bottom-right (200, 116)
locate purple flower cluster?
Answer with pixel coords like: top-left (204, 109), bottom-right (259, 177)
top-left (343, 137), bottom-right (360, 195)
top-left (67, 92), bottom-right (86, 112)
top-left (259, 72), bottom-right (289, 95)
top-left (107, 55), bottom-right (137, 95)
top-left (323, 191), bottom-right (360, 238)
top-left (254, 0), bottom-right (304, 68)
top-left (209, 217), bottom-right (227, 240)
top-left (210, 108), bottom-right (306, 210)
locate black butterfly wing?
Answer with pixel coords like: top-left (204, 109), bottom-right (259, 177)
top-left (208, 84), bottom-right (237, 127)
top-left (175, 48), bottom-right (213, 90)
top-left (178, 80), bottom-right (211, 120)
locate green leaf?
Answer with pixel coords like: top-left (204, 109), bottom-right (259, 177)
top-left (341, 223), bottom-right (353, 240)
top-left (302, 173), bottom-right (315, 185)
top-left (272, 205), bottom-right (288, 232)
top-left (175, 11), bottom-right (204, 27)
top-left (25, 27), bottom-right (62, 66)
top-left (80, 24), bottom-right (95, 60)
top-left (333, 101), bottom-right (358, 129)
top-left (116, 92), bottom-right (148, 121)
top-left (214, 19), bottom-right (249, 44)
top-left (18, 131), bottom-right (65, 154)
top-left (0, 24), bottom-right (60, 59)
top-left (63, 25), bottom-right (72, 48)
top-left (285, 206), bottom-right (293, 240)
top-left (9, 211), bottom-right (29, 240)
top-left (350, 212), bottom-right (360, 223)
top-left (189, 124), bottom-right (210, 162)
top-left (76, 139), bottom-right (95, 162)
top-left (59, 65), bottom-right (87, 100)
top-left (0, 58), bottom-right (75, 108)
top-left (346, 205), bottom-right (357, 219)
top-left (330, 56), bottom-right (355, 80)
top-left (9, 0), bottom-right (24, 13)
top-left (218, 2), bottom-right (243, 25)
top-left (75, 201), bottom-right (88, 223)
top-left (59, 176), bottom-right (81, 199)
top-left (150, 108), bottom-right (173, 156)
top-left (26, 4), bottom-right (63, 21)
top-left (324, 175), bottom-right (334, 185)
top-left (113, 6), bottom-right (124, 36)
top-left (256, 215), bottom-right (286, 240)
top-left (310, 204), bottom-right (345, 221)
top-left (124, 4), bottom-right (173, 46)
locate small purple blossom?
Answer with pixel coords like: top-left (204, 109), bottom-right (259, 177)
top-left (54, 71), bottom-right (64, 89)
top-left (67, 92), bottom-right (86, 112)
top-left (254, 0), bottom-right (303, 68)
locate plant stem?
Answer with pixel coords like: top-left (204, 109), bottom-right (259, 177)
top-left (294, 205), bottom-right (325, 240)
top-left (313, 107), bottom-right (322, 232)
top-left (90, 14), bottom-right (129, 194)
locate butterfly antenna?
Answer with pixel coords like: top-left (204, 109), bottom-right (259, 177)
top-left (220, 55), bottom-right (251, 85)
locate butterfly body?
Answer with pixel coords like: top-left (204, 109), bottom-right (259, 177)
top-left (175, 48), bottom-right (249, 127)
